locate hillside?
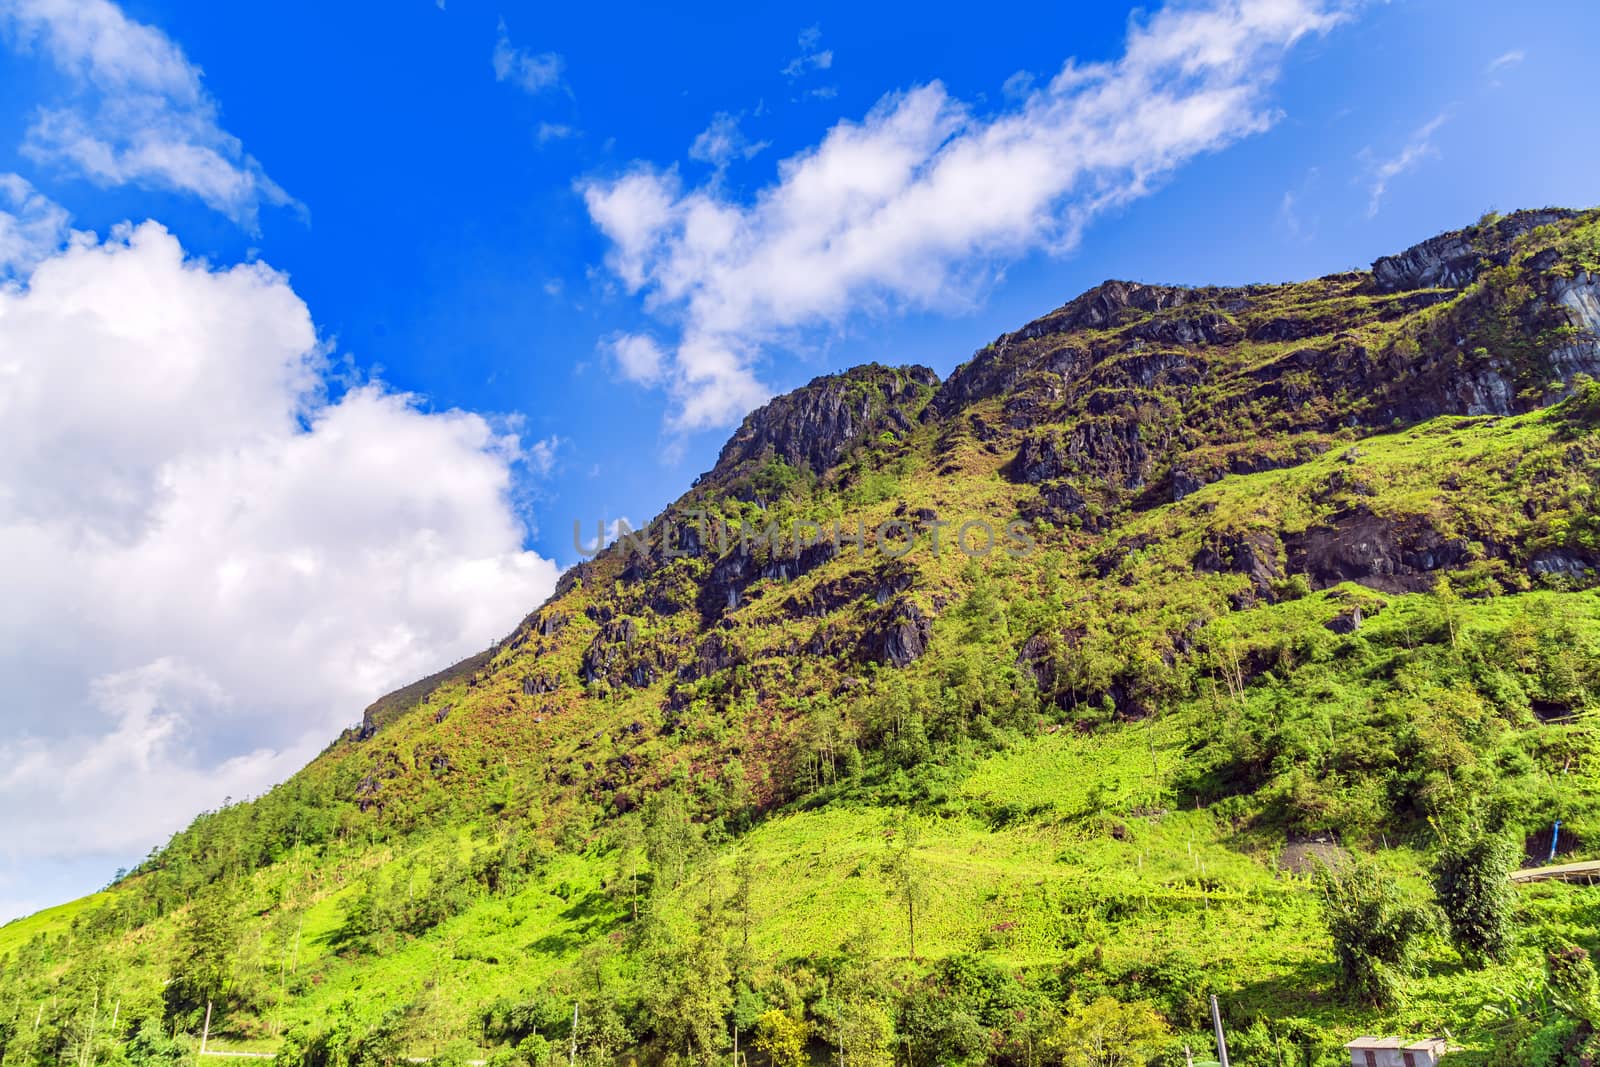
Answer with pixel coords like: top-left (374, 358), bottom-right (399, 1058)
top-left (5, 208), bottom-right (1600, 1067)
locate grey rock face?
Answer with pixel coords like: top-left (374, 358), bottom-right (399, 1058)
top-left (865, 598), bottom-right (933, 668)
top-left (1459, 368), bottom-right (1516, 416)
top-left (1529, 551), bottom-right (1596, 582)
top-left (1549, 272), bottom-right (1600, 379)
top-left (1371, 209), bottom-right (1577, 292)
top-left (1371, 231), bottom-right (1481, 293)
top-left (1171, 468), bottom-right (1207, 501)
top-left (708, 364), bottom-right (938, 480)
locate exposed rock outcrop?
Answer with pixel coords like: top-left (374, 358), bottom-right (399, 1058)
top-left (1371, 209), bottom-right (1576, 292)
top-left (1284, 510), bottom-right (1476, 594)
top-left (707, 363), bottom-right (938, 481)
top-left (862, 598), bottom-right (934, 668)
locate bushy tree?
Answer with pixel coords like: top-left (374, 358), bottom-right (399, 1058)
top-left (123, 1017), bottom-right (189, 1067)
top-left (752, 1010), bottom-right (808, 1067)
top-left (1046, 997), bottom-right (1168, 1067)
top-left (163, 886), bottom-right (240, 1029)
top-left (1318, 858), bottom-right (1435, 1007)
top-left (1432, 824), bottom-right (1517, 965)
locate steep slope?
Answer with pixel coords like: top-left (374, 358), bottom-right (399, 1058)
top-left (6, 209), bottom-right (1600, 1067)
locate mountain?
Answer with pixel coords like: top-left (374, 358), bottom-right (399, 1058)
top-left (6, 208), bottom-right (1600, 1067)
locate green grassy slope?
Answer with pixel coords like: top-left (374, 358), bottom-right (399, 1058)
top-left (5, 208), bottom-right (1600, 1067)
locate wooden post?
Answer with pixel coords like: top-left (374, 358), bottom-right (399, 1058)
top-left (1209, 995), bottom-right (1229, 1067)
top-left (199, 1001), bottom-right (213, 1061)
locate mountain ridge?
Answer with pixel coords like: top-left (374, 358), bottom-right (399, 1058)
top-left (7, 206), bottom-right (1600, 1067)
top-left (356, 204), bottom-right (1600, 743)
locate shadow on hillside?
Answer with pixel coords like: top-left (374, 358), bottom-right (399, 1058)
top-left (1225, 958), bottom-right (1340, 1017)
top-left (524, 890), bottom-right (618, 956)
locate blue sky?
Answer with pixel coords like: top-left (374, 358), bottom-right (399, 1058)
top-left (0, 0), bottom-right (1597, 921)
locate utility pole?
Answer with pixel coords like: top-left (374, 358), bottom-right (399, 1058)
top-left (200, 998), bottom-right (216, 1062)
top-left (1209, 995), bottom-right (1229, 1067)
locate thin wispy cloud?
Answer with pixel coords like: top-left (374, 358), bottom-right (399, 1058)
top-left (493, 17), bottom-right (564, 95)
top-left (0, 0), bottom-right (298, 229)
top-left (782, 24), bottom-right (833, 79)
top-left (0, 173), bottom-right (70, 278)
top-left (526, 435), bottom-right (561, 475)
top-left (538, 122), bottom-right (575, 144)
top-left (1487, 49), bottom-right (1525, 73)
top-left (583, 0), bottom-right (1347, 432)
top-left (689, 112), bottom-right (769, 173)
top-left (1364, 112), bottom-right (1448, 217)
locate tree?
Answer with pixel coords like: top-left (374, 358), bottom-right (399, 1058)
top-left (643, 791), bottom-right (701, 893)
top-left (729, 851), bottom-right (755, 978)
top-left (1432, 824), bottom-right (1517, 965)
top-left (611, 816), bottom-right (646, 923)
top-left (164, 886), bottom-right (240, 1028)
top-left (1318, 858), bottom-right (1435, 1007)
top-left (124, 1017), bottom-right (189, 1067)
top-left (644, 863), bottom-right (731, 1064)
top-left (885, 817), bottom-right (929, 960)
top-left (752, 1010), bottom-right (808, 1067)
top-left (1047, 997), bottom-right (1168, 1067)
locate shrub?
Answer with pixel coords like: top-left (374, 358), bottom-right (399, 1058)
top-left (1317, 858), bottom-right (1435, 1007)
top-left (1431, 824), bottom-right (1517, 965)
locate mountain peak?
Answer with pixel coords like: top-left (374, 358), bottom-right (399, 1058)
top-left (702, 362), bottom-right (939, 484)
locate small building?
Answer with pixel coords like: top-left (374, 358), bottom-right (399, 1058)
top-left (1345, 1035), bottom-right (1448, 1066)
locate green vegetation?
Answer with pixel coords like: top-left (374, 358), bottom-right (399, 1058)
top-left (4, 208), bottom-right (1600, 1067)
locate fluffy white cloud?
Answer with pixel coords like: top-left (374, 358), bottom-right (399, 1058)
top-left (605, 331), bottom-right (668, 385)
top-left (0, 0), bottom-right (297, 228)
top-left (493, 17), bottom-right (564, 95)
top-left (0, 216), bottom-right (560, 909)
top-left (583, 0), bottom-right (1343, 431)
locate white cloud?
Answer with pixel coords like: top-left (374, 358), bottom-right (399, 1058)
top-left (538, 122), bottom-right (575, 144)
top-left (1364, 112), bottom-right (1448, 217)
top-left (0, 172), bottom-right (70, 278)
top-left (1278, 166), bottom-right (1319, 242)
top-left (605, 331), bottom-right (668, 385)
top-left (689, 112), bottom-right (769, 172)
top-left (493, 17), bottom-right (564, 95)
top-left (1487, 49), bottom-right (1525, 73)
top-left (0, 0), bottom-right (297, 228)
top-left (0, 221), bottom-right (560, 900)
top-left (1002, 71), bottom-right (1036, 100)
top-left (526, 434), bottom-right (561, 475)
top-left (782, 24), bottom-right (833, 79)
top-left (583, 0), bottom-right (1344, 431)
